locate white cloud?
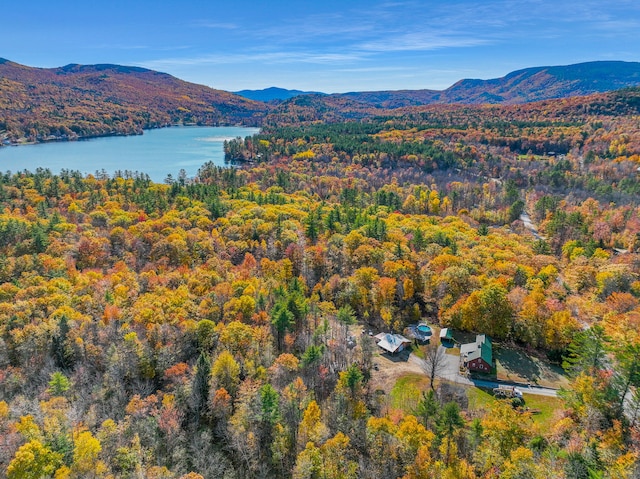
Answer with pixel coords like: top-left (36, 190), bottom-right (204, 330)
top-left (191, 21), bottom-right (238, 30)
top-left (332, 66), bottom-right (415, 73)
top-left (138, 50), bottom-right (365, 70)
top-left (357, 32), bottom-right (491, 53)
top-left (92, 44), bottom-right (149, 50)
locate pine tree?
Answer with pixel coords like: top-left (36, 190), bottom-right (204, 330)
top-left (192, 352), bottom-right (211, 425)
top-left (562, 325), bottom-right (608, 377)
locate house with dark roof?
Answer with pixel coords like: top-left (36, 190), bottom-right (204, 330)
top-left (460, 334), bottom-right (493, 372)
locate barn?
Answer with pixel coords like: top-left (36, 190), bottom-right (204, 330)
top-left (460, 334), bottom-right (493, 372)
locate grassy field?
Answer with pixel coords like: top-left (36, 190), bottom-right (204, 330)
top-left (390, 374), bottom-right (565, 429)
top-left (389, 374), bottom-right (430, 412)
top-left (522, 393), bottom-right (564, 429)
top-left (517, 154), bottom-right (550, 161)
top-left (466, 386), bottom-right (496, 411)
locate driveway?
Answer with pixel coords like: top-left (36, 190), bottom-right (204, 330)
top-left (409, 346), bottom-right (559, 397)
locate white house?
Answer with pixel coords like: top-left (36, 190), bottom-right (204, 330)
top-left (375, 333), bottom-right (412, 354)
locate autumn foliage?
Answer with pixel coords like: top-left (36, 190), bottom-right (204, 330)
top-left (0, 86), bottom-right (640, 477)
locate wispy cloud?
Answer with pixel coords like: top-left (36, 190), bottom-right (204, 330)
top-left (130, 0), bottom-right (640, 91)
top-left (253, 14), bottom-right (375, 44)
top-left (332, 66), bottom-right (415, 73)
top-left (93, 44), bottom-right (149, 50)
top-left (191, 21), bottom-right (238, 30)
top-left (138, 50), bottom-right (365, 70)
top-left (357, 32), bottom-right (491, 53)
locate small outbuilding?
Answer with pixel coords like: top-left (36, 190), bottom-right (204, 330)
top-left (440, 328), bottom-right (454, 342)
top-left (375, 333), bottom-right (412, 354)
top-left (460, 334), bottom-right (493, 372)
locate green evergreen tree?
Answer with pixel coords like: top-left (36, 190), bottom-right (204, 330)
top-left (192, 352), bottom-right (211, 424)
top-left (562, 325), bottom-right (608, 377)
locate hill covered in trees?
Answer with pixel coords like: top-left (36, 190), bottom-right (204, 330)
top-left (263, 84), bottom-right (640, 127)
top-left (234, 87), bottom-right (325, 102)
top-left (338, 61), bottom-right (640, 107)
top-left (0, 59), bottom-right (267, 144)
top-left (0, 159), bottom-right (637, 478)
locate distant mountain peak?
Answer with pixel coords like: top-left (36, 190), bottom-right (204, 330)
top-left (57, 63), bottom-right (156, 75)
top-left (234, 87), bottom-right (325, 102)
top-left (340, 60), bottom-right (640, 107)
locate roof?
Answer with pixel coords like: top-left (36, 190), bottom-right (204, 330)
top-left (374, 332), bottom-right (387, 342)
top-left (377, 333), bottom-right (411, 354)
top-left (461, 334), bottom-right (493, 366)
top-left (440, 328), bottom-right (453, 340)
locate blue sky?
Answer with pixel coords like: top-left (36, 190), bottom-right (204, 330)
top-left (5, 0), bottom-right (640, 93)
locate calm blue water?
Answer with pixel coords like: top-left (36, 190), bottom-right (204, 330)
top-left (0, 126), bottom-right (259, 182)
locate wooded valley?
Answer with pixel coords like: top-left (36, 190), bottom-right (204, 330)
top-left (0, 82), bottom-right (639, 479)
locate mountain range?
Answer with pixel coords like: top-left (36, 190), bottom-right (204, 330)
top-left (236, 61), bottom-right (640, 106)
top-left (1, 58), bottom-right (640, 143)
top-left (338, 61), bottom-right (640, 107)
top-left (233, 86), bottom-right (324, 102)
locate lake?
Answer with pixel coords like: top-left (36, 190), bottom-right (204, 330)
top-left (0, 126), bottom-right (260, 182)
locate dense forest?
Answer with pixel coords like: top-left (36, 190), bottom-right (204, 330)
top-left (0, 86), bottom-right (640, 478)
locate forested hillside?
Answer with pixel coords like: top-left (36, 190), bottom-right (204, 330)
top-left (265, 85), bottom-right (640, 128)
top-left (339, 61), bottom-right (640, 107)
top-left (0, 59), bottom-right (267, 144)
top-left (3, 59), bottom-right (640, 147)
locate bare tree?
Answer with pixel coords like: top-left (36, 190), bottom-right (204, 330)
top-left (421, 338), bottom-right (447, 390)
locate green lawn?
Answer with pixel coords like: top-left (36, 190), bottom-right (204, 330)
top-left (517, 154), bottom-right (549, 161)
top-left (467, 388), bottom-right (564, 429)
top-left (390, 374), bottom-right (564, 430)
top-left (390, 374), bottom-right (430, 412)
top-left (466, 386), bottom-right (495, 411)
top-left (522, 393), bottom-right (564, 429)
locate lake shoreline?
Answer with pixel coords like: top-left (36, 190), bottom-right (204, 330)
top-left (0, 125), bottom-right (260, 182)
top-left (0, 122), bottom-right (260, 148)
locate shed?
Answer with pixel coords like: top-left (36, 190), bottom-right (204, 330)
top-left (376, 333), bottom-right (412, 354)
top-left (440, 328), bottom-right (454, 341)
top-left (460, 334), bottom-right (493, 372)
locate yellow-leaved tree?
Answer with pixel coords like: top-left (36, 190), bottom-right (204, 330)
top-left (7, 440), bottom-right (62, 479)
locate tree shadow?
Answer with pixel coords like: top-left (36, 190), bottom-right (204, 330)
top-left (495, 349), bottom-right (542, 382)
